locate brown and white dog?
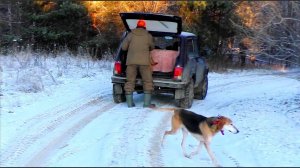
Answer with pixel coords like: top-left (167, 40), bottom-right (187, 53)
top-left (154, 107), bottom-right (239, 167)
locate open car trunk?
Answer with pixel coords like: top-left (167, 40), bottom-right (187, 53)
top-left (118, 50), bottom-right (177, 79)
top-left (120, 12), bottom-right (182, 36)
top-left (119, 12), bottom-right (182, 78)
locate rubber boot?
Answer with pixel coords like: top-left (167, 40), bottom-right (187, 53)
top-left (125, 92), bottom-right (135, 108)
top-left (143, 91), bottom-right (156, 108)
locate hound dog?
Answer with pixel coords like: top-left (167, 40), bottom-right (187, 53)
top-left (154, 107), bottom-right (239, 167)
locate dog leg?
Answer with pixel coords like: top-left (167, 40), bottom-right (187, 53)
top-left (181, 128), bottom-right (189, 157)
top-left (186, 141), bottom-right (203, 158)
top-left (161, 128), bottom-right (180, 147)
top-left (204, 142), bottom-right (221, 167)
top-left (161, 115), bottom-right (181, 147)
top-left (161, 130), bottom-right (172, 147)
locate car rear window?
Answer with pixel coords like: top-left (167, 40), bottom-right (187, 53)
top-left (153, 36), bottom-right (179, 51)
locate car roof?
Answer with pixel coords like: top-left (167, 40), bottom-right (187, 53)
top-left (180, 32), bottom-right (196, 37)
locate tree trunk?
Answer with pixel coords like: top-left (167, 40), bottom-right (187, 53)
top-left (8, 3), bottom-right (12, 34)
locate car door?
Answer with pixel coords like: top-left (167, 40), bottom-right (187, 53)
top-left (184, 38), bottom-right (197, 81)
top-left (184, 38), bottom-right (205, 85)
top-left (193, 39), bottom-right (206, 87)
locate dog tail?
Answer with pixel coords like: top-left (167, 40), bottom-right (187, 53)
top-left (149, 107), bottom-right (178, 113)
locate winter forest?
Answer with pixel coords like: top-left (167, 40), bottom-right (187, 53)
top-left (1, 0), bottom-right (300, 69)
top-left (1, 1), bottom-right (300, 167)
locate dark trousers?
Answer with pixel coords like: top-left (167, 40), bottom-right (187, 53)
top-left (124, 65), bottom-right (153, 93)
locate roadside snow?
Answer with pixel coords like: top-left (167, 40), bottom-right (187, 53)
top-left (1, 53), bottom-right (299, 167)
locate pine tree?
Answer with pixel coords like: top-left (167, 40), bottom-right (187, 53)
top-left (21, 0), bottom-right (92, 51)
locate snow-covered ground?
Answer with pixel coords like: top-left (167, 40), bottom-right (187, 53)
top-left (1, 51), bottom-right (299, 167)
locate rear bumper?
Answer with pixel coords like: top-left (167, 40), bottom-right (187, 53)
top-left (111, 76), bottom-right (186, 88)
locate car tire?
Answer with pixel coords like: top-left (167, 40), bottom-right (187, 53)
top-left (194, 75), bottom-right (208, 100)
top-left (176, 79), bottom-right (194, 108)
top-left (113, 84), bottom-right (126, 103)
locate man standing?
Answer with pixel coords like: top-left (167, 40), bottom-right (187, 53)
top-left (121, 19), bottom-right (156, 108)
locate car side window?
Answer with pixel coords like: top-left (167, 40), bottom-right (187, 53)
top-left (187, 39), bottom-right (197, 58)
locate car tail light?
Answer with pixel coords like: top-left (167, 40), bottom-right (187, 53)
top-left (114, 61), bottom-right (122, 75)
top-left (173, 65), bottom-right (183, 80)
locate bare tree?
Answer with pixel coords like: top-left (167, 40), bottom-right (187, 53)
top-left (0, 1), bottom-right (23, 50)
top-left (233, 1), bottom-right (300, 67)
top-left (82, 1), bottom-right (172, 33)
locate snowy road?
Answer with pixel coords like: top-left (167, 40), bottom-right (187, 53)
top-left (1, 58), bottom-right (300, 167)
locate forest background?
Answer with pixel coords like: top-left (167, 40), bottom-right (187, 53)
top-left (1, 0), bottom-right (299, 70)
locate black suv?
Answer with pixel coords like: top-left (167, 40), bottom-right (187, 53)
top-left (111, 12), bottom-right (209, 108)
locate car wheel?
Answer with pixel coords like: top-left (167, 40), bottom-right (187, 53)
top-left (177, 79), bottom-right (194, 108)
top-left (113, 84), bottom-right (126, 103)
top-left (194, 75), bottom-right (208, 100)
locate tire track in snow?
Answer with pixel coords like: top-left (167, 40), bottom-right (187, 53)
top-left (17, 90), bottom-right (111, 130)
top-left (0, 94), bottom-right (114, 167)
top-left (25, 102), bottom-right (116, 166)
top-left (109, 107), bottom-right (150, 166)
top-left (148, 110), bottom-right (173, 167)
top-left (106, 99), bottom-right (172, 167)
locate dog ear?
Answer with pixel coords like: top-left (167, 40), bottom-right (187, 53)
top-left (207, 117), bottom-right (217, 126)
top-left (212, 116), bottom-right (227, 131)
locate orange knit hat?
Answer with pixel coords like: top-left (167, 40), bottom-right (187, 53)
top-left (137, 19), bottom-right (146, 28)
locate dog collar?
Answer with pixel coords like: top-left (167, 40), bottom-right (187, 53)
top-left (212, 118), bottom-right (225, 135)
